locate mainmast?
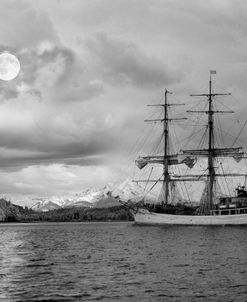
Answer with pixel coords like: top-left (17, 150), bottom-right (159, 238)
top-left (163, 89), bottom-right (171, 206)
top-left (185, 71), bottom-right (240, 213)
top-left (208, 75), bottom-right (215, 211)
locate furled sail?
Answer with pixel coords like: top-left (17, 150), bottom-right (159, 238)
top-left (135, 154), bottom-right (196, 170)
top-left (182, 147), bottom-right (244, 162)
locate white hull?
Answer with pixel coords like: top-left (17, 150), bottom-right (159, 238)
top-left (134, 208), bottom-right (247, 226)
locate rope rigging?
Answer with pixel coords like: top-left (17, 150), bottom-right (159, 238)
top-left (127, 76), bottom-right (247, 210)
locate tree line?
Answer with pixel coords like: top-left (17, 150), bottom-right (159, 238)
top-left (0, 198), bottom-right (133, 222)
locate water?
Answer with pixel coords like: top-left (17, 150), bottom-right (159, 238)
top-left (0, 222), bottom-right (247, 302)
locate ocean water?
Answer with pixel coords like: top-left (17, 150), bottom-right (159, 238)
top-left (0, 222), bottom-right (247, 302)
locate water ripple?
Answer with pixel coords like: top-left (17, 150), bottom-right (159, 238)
top-left (0, 222), bottom-right (247, 301)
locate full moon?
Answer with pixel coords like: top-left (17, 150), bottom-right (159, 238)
top-left (0, 52), bottom-right (20, 81)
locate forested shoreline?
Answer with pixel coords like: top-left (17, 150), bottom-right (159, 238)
top-left (0, 198), bottom-right (133, 222)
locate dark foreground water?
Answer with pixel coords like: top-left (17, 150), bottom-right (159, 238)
top-left (0, 222), bottom-right (247, 302)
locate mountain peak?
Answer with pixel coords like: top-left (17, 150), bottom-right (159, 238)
top-left (12, 178), bottom-right (155, 211)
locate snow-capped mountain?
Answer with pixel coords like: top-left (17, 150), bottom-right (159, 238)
top-left (111, 179), bottom-right (157, 203)
top-left (31, 199), bottom-right (61, 212)
top-left (74, 185), bottom-right (111, 203)
top-left (12, 179), bottom-right (155, 211)
top-left (26, 186), bottom-right (114, 211)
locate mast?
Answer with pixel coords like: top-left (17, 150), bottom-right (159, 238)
top-left (134, 89), bottom-right (186, 207)
top-left (208, 75), bottom-right (215, 211)
top-left (163, 89), bottom-right (171, 206)
top-left (186, 71), bottom-right (237, 214)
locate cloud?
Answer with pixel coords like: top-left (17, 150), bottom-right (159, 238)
top-left (85, 32), bottom-right (182, 88)
top-left (0, 163), bottom-right (124, 196)
top-left (0, 0), bottom-right (105, 104)
top-left (0, 99), bottom-right (119, 167)
top-left (1, 0), bottom-right (247, 199)
top-left (0, 1), bottom-right (58, 49)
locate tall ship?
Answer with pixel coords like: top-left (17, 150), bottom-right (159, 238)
top-left (128, 72), bottom-right (247, 225)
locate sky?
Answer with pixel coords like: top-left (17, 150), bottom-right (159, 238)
top-left (1, 0), bottom-right (247, 200)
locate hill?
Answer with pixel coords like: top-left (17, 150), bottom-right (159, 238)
top-left (0, 198), bottom-right (35, 222)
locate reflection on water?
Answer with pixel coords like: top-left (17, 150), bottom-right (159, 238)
top-left (0, 222), bottom-right (247, 301)
top-left (0, 229), bottom-right (27, 301)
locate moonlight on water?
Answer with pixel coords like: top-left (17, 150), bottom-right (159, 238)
top-left (0, 52), bottom-right (20, 81)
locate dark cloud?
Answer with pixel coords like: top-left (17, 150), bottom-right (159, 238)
top-left (19, 42), bottom-right (105, 103)
top-left (0, 42), bottom-right (104, 103)
top-left (0, 150), bottom-right (105, 170)
top-left (86, 32), bottom-right (181, 88)
top-left (0, 99), bottom-right (123, 170)
top-left (17, 43), bottom-right (76, 87)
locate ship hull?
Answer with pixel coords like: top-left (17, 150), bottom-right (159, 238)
top-left (134, 208), bottom-right (247, 226)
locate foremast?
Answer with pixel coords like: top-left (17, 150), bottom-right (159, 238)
top-left (134, 89), bottom-right (186, 207)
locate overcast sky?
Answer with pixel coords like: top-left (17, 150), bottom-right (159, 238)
top-left (1, 0), bottom-right (247, 199)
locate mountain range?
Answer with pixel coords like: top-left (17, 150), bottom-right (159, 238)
top-left (11, 179), bottom-right (157, 212)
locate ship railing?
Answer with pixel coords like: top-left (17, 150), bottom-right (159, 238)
top-left (210, 206), bottom-right (247, 216)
